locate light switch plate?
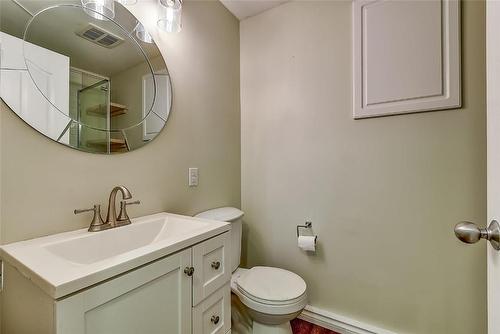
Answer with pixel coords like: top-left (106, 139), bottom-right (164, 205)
top-left (189, 168), bottom-right (198, 187)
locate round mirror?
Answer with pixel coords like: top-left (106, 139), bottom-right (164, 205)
top-left (0, 0), bottom-right (172, 154)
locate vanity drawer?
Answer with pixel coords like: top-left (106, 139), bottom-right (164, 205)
top-left (193, 285), bottom-right (231, 334)
top-left (193, 232), bottom-right (230, 305)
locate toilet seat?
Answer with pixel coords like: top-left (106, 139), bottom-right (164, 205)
top-left (231, 267), bottom-right (308, 315)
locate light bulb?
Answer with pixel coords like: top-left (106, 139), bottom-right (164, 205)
top-left (135, 22), bottom-right (153, 44)
top-left (81, 0), bottom-right (115, 20)
top-left (157, 0), bottom-right (182, 33)
top-left (116, 0), bottom-right (138, 5)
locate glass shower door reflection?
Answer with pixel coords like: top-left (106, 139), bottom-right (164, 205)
top-left (77, 79), bottom-right (110, 153)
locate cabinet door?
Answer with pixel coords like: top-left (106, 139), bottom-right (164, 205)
top-left (352, 0), bottom-right (460, 118)
top-left (193, 285), bottom-right (231, 334)
top-left (55, 249), bottom-right (192, 334)
top-left (192, 232), bottom-right (230, 305)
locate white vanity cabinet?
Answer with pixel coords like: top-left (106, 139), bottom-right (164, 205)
top-left (1, 230), bottom-right (231, 334)
top-left (55, 249), bottom-right (192, 334)
top-left (192, 233), bottom-right (232, 334)
top-left (193, 285), bottom-right (231, 334)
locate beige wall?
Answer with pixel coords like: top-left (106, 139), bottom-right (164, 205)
top-left (0, 0), bottom-right (240, 244)
top-left (240, 1), bottom-right (486, 334)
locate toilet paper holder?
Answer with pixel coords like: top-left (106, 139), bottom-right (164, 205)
top-left (296, 221), bottom-right (317, 241)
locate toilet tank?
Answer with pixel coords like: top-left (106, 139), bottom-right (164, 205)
top-left (194, 207), bottom-right (244, 273)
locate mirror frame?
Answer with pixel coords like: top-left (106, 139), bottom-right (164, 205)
top-left (0, 0), bottom-right (173, 154)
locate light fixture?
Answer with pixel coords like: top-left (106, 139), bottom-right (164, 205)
top-left (116, 0), bottom-right (138, 5)
top-left (135, 22), bottom-right (153, 43)
top-left (81, 0), bottom-right (115, 20)
top-left (157, 0), bottom-right (182, 33)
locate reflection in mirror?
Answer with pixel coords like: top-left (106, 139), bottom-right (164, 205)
top-left (0, 0), bottom-right (172, 154)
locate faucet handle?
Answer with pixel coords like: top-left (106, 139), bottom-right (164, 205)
top-left (74, 206), bottom-right (97, 215)
top-left (117, 200), bottom-right (140, 222)
top-left (74, 205), bottom-right (108, 232)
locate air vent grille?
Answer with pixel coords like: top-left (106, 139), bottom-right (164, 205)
top-left (82, 27), bottom-right (105, 40)
top-left (98, 34), bottom-right (120, 47)
top-left (76, 23), bottom-right (123, 49)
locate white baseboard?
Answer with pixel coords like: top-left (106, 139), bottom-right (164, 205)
top-left (298, 305), bottom-right (399, 334)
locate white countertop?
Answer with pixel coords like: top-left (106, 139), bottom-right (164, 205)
top-left (0, 212), bottom-right (230, 299)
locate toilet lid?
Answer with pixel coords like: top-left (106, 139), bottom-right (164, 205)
top-left (236, 266), bottom-right (306, 303)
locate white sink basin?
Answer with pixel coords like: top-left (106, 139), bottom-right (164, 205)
top-left (44, 216), bottom-right (205, 265)
top-left (45, 219), bottom-right (165, 264)
top-left (0, 212), bottom-right (230, 298)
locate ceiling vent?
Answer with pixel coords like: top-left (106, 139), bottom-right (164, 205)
top-left (76, 23), bottom-right (123, 48)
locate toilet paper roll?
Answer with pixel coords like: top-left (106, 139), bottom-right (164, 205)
top-left (298, 235), bottom-right (316, 252)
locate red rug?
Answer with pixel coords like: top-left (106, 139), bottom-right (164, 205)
top-left (290, 318), bottom-right (340, 334)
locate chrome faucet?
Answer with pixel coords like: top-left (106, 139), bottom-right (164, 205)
top-left (105, 186), bottom-right (132, 227)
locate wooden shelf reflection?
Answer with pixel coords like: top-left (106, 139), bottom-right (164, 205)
top-left (86, 103), bottom-right (128, 117)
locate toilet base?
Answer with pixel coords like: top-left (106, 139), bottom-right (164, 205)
top-left (231, 293), bottom-right (294, 334)
top-left (252, 321), bottom-right (292, 334)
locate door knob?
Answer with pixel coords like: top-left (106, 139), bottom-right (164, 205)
top-left (454, 220), bottom-right (500, 250)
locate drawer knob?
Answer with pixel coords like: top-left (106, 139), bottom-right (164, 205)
top-left (211, 315), bottom-right (220, 325)
top-left (184, 266), bottom-right (194, 276)
top-left (211, 261), bottom-right (221, 270)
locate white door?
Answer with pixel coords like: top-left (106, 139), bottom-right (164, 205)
top-left (55, 249), bottom-right (192, 334)
top-left (488, 2), bottom-right (500, 333)
top-left (456, 2), bottom-right (500, 333)
top-left (0, 32), bottom-right (70, 143)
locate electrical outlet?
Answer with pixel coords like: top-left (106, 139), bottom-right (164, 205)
top-left (188, 168), bottom-right (198, 187)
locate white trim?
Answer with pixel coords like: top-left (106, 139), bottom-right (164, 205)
top-left (298, 305), bottom-right (399, 334)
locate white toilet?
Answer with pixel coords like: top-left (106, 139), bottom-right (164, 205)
top-left (195, 207), bottom-right (308, 334)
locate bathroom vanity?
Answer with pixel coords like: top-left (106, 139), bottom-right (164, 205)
top-left (0, 213), bottom-right (232, 334)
